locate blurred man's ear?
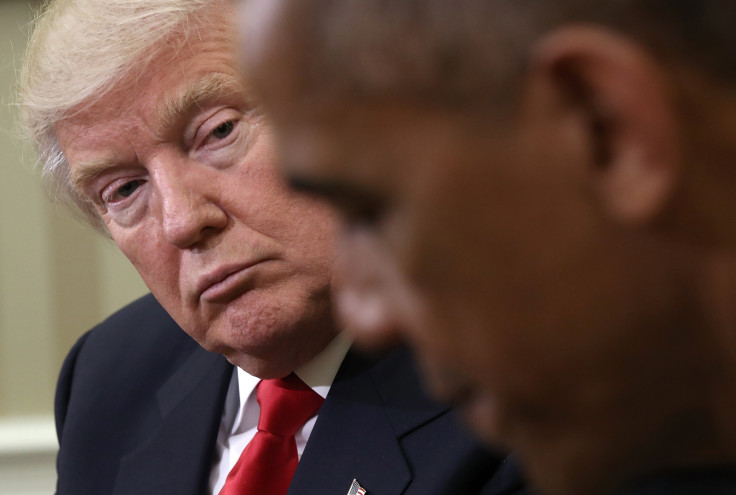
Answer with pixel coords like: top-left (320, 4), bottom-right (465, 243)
top-left (530, 25), bottom-right (681, 226)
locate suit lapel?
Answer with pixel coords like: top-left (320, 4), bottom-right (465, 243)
top-left (109, 342), bottom-right (450, 495)
top-left (289, 348), bottom-right (449, 495)
top-left (113, 345), bottom-right (233, 495)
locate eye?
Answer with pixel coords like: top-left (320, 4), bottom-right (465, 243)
top-left (212, 120), bottom-right (235, 140)
top-left (101, 178), bottom-right (145, 205)
top-left (117, 180), bottom-right (141, 198)
top-left (286, 174), bottom-right (389, 228)
top-left (343, 199), bottom-right (387, 228)
top-left (196, 116), bottom-right (241, 151)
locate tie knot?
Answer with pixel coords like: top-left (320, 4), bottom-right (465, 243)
top-left (256, 373), bottom-right (324, 437)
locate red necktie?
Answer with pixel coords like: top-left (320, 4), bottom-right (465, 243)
top-left (219, 373), bottom-right (324, 495)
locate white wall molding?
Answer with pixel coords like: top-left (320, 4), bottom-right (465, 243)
top-left (0, 416), bottom-right (57, 495)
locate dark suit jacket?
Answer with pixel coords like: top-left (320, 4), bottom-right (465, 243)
top-left (55, 293), bottom-right (526, 495)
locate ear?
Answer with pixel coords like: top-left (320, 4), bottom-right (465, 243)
top-left (530, 25), bottom-right (681, 226)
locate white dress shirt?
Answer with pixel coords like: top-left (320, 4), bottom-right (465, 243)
top-left (209, 332), bottom-right (352, 495)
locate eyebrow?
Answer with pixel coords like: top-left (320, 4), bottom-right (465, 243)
top-left (70, 156), bottom-right (120, 194)
top-left (159, 72), bottom-right (250, 131)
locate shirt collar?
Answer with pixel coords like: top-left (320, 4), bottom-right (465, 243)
top-left (236, 331), bottom-right (352, 416)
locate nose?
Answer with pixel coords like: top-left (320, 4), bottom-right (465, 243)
top-left (154, 156), bottom-right (228, 248)
top-left (333, 229), bottom-right (416, 350)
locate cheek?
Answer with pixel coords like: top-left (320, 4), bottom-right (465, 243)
top-left (227, 151), bottom-right (339, 259)
top-left (281, 196), bottom-right (340, 264)
top-left (111, 226), bottom-right (182, 299)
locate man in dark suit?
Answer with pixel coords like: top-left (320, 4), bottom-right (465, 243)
top-left (237, 1), bottom-right (736, 495)
top-left (56, 293), bottom-right (515, 494)
top-left (18, 0), bottom-right (524, 494)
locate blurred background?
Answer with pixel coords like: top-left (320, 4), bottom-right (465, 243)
top-left (0, 0), bottom-right (148, 492)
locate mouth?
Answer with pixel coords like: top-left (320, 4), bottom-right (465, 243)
top-left (196, 260), bottom-right (271, 303)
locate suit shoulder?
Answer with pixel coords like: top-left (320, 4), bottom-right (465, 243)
top-left (89, 292), bottom-right (182, 341)
top-left (76, 293), bottom-right (194, 364)
top-left (54, 294), bottom-right (232, 495)
top-left (58, 293), bottom-right (210, 403)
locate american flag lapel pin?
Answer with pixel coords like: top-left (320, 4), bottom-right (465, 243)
top-left (347, 478), bottom-right (367, 495)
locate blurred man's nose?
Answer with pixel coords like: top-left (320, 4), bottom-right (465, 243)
top-left (155, 155), bottom-right (229, 248)
top-left (333, 229), bottom-right (412, 350)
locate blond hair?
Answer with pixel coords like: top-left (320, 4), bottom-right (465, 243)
top-left (19, 0), bottom-right (221, 232)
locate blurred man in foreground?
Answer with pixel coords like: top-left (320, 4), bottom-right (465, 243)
top-left (240, 1), bottom-right (736, 494)
top-left (18, 0), bottom-right (512, 493)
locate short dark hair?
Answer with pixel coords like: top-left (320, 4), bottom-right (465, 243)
top-left (284, 0), bottom-right (736, 109)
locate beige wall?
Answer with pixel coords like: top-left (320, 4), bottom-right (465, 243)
top-left (0, 0), bottom-right (148, 418)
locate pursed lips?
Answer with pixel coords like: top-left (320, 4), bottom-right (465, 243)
top-left (195, 259), bottom-right (270, 303)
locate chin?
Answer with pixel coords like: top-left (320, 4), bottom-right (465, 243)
top-left (187, 284), bottom-right (335, 370)
top-left (223, 351), bottom-right (294, 379)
